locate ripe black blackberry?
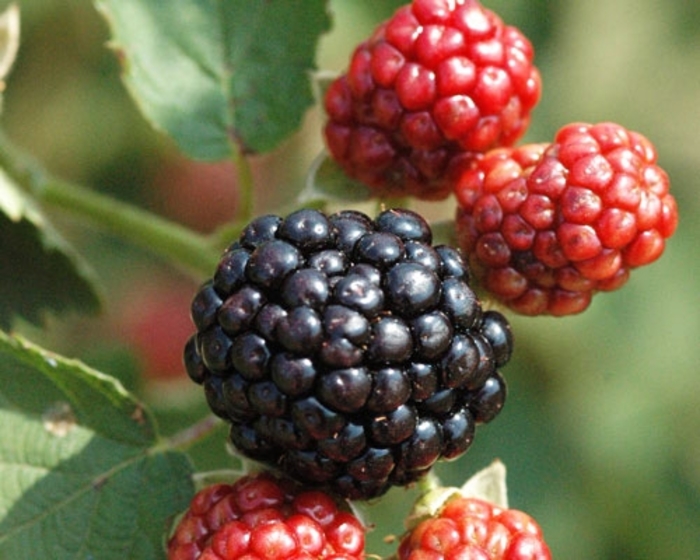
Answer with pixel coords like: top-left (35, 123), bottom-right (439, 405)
top-left (185, 208), bottom-right (512, 500)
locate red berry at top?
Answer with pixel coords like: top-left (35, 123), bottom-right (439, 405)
top-left (323, 0), bottom-right (541, 200)
top-left (455, 122), bottom-right (679, 316)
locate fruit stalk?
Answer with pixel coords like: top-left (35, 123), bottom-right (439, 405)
top-left (39, 176), bottom-right (221, 277)
top-left (162, 413), bottom-right (223, 452)
top-left (231, 139), bottom-right (256, 224)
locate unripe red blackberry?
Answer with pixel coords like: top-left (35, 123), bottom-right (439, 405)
top-left (185, 208), bottom-right (512, 500)
top-left (455, 122), bottom-right (679, 316)
top-left (167, 472), bottom-right (365, 560)
top-left (396, 461), bottom-right (552, 560)
top-left (323, 0), bottom-right (541, 200)
top-left (397, 495), bottom-right (551, 560)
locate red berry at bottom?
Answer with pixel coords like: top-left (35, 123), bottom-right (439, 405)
top-left (167, 472), bottom-right (365, 560)
top-left (397, 496), bottom-right (551, 560)
top-left (455, 122), bottom-right (679, 316)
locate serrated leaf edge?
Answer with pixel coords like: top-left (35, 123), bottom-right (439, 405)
top-left (0, 332), bottom-right (154, 445)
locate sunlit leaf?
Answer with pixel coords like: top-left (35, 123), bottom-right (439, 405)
top-left (95, 0), bottom-right (332, 159)
top-left (0, 333), bottom-right (194, 560)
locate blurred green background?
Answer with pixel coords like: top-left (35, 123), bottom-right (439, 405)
top-left (4, 0), bottom-right (700, 558)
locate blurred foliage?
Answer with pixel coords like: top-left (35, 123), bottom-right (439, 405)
top-left (3, 0), bottom-right (699, 558)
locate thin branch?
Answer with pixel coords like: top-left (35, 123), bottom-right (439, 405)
top-left (163, 414), bottom-right (223, 451)
top-left (0, 132), bottom-right (222, 278)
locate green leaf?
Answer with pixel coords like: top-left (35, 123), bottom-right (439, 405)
top-left (95, 0), bottom-right (332, 159)
top-left (0, 332), bottom-right (195, 560)
top-left (0, 169), bottom-right (101, 330)
top-left (298, 152), bottom-right (372, 206)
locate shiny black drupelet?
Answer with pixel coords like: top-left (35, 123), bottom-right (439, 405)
top-left (184, 208), bottom-right (512, 500)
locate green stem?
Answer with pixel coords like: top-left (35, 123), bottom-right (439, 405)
top-left (158, 414), bottom-right (223, 452)
top-left (232, 141), bottom-right (255, 223)
top-left (203, 142), bottom-right (258, 248)
top-left (40, 177), bottom-right (220, 277)
top-left (192, 469), bottom-right (247, 487)
top-left (417, 469), bottom-right (442, 495)
top-left (0, 133), bottom-right (221, 278)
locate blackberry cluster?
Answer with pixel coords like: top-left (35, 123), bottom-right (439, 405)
top-left (185, 208), bottom-right (511, 500)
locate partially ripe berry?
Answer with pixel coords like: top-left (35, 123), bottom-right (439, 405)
top-left (324, 0), bottom-right (541, 200)
top-left (455, 122), bottom-right (678, 316)
top-left (398, 496), bottom-right (551, 560)
top-left (167, 472), bottom-right (365, 560)
top-left (397, 461), bottom-right (552, 560)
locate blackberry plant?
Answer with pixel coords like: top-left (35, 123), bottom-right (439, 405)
top-left (185, 207), bottom-right (510, 499)
top-left (0, 1), bottom-right (687, 559)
